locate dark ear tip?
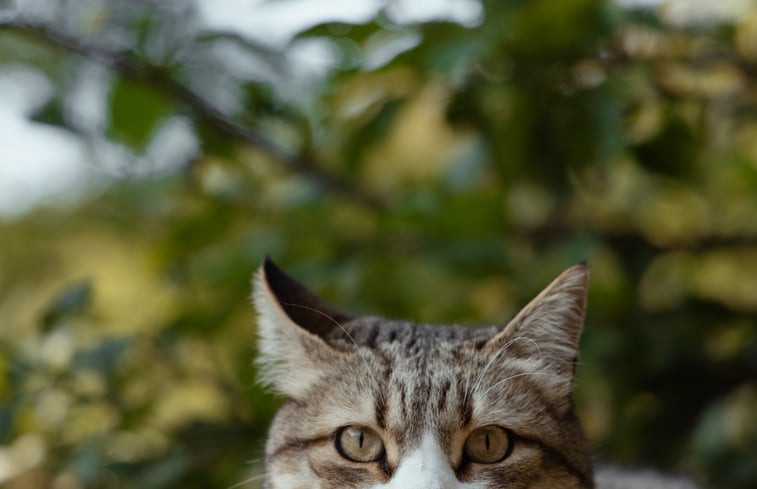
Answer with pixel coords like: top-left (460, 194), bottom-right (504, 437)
top-left (261, 257), bottom-right (290, 289)
top-left (577, 259), bottom-right (589, 268)
top-left (262, 255), bottom-right (279, 277)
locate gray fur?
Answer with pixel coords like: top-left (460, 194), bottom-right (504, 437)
top-left (253, 259), bottom-right (701, 489)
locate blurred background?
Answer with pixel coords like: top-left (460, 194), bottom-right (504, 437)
top-left (1, 0), bottom-right (756, 488)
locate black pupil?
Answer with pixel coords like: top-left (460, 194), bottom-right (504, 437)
top-left (359, 430), bottom-right (364, 449)
top-left (485, 432), bottom-right (490, 451)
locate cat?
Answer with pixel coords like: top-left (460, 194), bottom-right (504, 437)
top-left (253, 258), bottom-right (701, 489)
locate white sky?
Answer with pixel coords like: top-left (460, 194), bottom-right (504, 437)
top-left (196, 0), bottom-right (482, 46)
top-left (0, 66), bottom-right (92, 218)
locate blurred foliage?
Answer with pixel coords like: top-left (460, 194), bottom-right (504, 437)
top-left (1, 0), bottom-right (757, 488)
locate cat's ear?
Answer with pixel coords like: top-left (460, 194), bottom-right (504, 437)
top-left (484, 264), bottom-right (589, 398)
top-left (253, 257), bottom-right (353, 398)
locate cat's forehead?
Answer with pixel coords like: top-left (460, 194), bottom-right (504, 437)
top-left (331, 317), bottom-right (499, 351)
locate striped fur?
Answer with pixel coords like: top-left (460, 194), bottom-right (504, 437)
top-left (253, 259), bottom-right (698, 489)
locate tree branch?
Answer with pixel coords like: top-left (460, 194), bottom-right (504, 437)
top-left (0, 18), bottom-right (386, 209)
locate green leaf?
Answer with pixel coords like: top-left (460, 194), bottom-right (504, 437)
top-left (108, 78), bottom-right (172, 150)
top-left (42, 280), bottom-right (93, 330)
top-left (30, 97), bottom-right (68, 128)
top-left (73, 338), bottom-right (132, 373)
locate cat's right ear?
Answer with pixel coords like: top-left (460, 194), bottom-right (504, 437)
top-left (480, 263), bottom-right (589, 412)
top-left (252, 257), bottom-right (353, 399)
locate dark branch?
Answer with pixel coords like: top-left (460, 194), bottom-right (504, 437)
top-left (0, 18), bottom-right (386, 209)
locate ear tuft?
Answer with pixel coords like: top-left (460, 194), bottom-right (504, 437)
top-left (252, 259), bottom-right (351, 399)
top-left (260, 257), bottom-right (352, 337)
top-left (483, 264), bottom-right (590, 401)
top-left (507, 263), bottom-right (590, 354)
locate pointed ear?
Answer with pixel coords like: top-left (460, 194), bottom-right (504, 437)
top-left (252, 257), bottom-right (353, 398)
top-left (483, 264), bottom-right (589, 398)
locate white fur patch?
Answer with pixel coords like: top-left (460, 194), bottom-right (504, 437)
top-left (253, 268), bottom-right (326, 398)
top-left (270, 471), bottom-right (321, 489)
top-left (372, 433), bottom-right (486, 489)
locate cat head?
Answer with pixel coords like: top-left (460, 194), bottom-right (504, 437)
top-left (253, 258), bottom-right (593, 489)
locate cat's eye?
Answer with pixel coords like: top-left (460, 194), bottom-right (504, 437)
top-left (463, 425), bottom-right (512, 464)
top-left (336, 425), bottom-right (385, 463)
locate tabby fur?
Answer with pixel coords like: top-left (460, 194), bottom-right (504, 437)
top-left (253, 258), bottom-right (699, 489)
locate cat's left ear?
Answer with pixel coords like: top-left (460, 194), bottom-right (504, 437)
top-left (253, 257), bottom-right (353, 399)
top-left (483, 264), bottom-right (589, 402)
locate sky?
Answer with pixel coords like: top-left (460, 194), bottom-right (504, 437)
top-left (0, 0), bottom-right (747, 219)
top-left (0, 66), bottom-right (93, 218)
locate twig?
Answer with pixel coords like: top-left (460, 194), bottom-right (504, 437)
top-left (0, 18), bottom-right (386, 209)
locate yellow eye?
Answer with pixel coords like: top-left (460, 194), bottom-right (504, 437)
top-left (463, 426), bottom-right (512, 464)
top-left (336, 425), bottom-right (385, 463)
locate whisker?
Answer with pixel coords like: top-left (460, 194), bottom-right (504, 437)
top-left (469, 336), bottom-right (542, 400)
top-left (478, 371), bottom-right (563, 399)
top-left (281, 303), bottom-right (386, 406)
top-left (226, 472), bottom-right (265, 489)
